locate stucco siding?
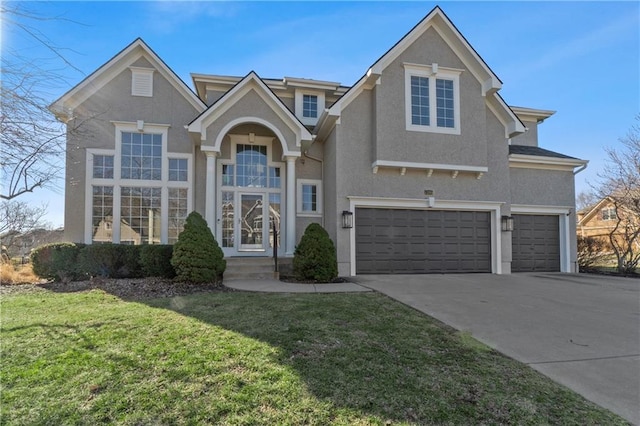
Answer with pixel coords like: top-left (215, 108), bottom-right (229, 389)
top-left (373, 27), bottom-right (488, 167)
top-left (510, 119), bottom-right (539, 147)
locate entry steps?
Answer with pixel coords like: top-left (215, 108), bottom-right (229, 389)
top-left (224, 257), bottom-right (292, 281)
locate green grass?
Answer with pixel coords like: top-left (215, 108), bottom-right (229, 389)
top-left (1, 289), bottom-right (627, 425)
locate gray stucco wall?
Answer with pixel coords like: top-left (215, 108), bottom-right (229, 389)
top-left (510, 119), bottom-right (539, 147)
top-left (64, 56), bottom-right (200, 242)
top-left (373, 27), bottom-right (487, 167)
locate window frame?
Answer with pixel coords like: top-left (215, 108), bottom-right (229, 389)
top-left (602, 207), bottom-right (617, 221)
top-left (404, 63), bottom-right (462, 135)
top-left (295, 89), bottom-right (325, 126)
top-left (296, 179), bottom-right (323, 217)
top-left (84, 122), bottom-right (192, 245)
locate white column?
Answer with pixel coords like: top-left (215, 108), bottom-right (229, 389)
top-left (285, 156), bottom-right (297, 255)
top-left (204, 151), bottom-right (218, 237)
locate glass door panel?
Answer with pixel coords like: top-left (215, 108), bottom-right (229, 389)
top-left (221, 191), bottom-right (234, 248)
top-left (268, 193), bottom-right (281, 249)
top-left (239, 193), bottom-right (264, 250)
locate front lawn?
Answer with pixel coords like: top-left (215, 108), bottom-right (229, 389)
top-left (1, 288), bottom-right (626, 425)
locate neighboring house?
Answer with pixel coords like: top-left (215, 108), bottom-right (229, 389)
top-left (50, 6), bottom-right (587, 276)
top-left (577, 197), bottom-right (639, 251)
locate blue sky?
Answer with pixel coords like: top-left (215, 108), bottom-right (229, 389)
top-left (5, 1), bottom-right (639, 228)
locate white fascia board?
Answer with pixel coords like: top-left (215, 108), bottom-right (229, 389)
top-left (509, 154), bottom-right (588, 171)
top-left (510, 106), bottom-right (556, 123)
top-left (284, 77), bottom-right (341, 90)
top-left (511, 204), bottom-right (573, 215)
top-left (328, 69), bottom-right (379, 117)
top-left (372, 160), bottom-right (488, 173)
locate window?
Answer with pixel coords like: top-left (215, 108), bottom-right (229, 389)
top-left (120, 187), bottom-right (162, 245)
top-left (236, 144), bottom-right (267, 187)
top-left (269, 167), bottom-right (281, 188)
top-left (302, 94), bottom-right (318, 118)
top-left (602, 207), bottom-right (617, 221)
top-left (405, 63), bottom-right (461, 134)
top-left (295, 90), bottom-right (325, 126)
top-left (169, 158), bottom-right (188, 181)
top-left (168, 188), bottom-right (188, 244)
top-left (121, 132), bottom-right (162, 180)
top-left (91, 186), bottom-right (113, 243)
top-left (93, 155), bottom-right (114, 179)
top-left (86, 122), bottom-right (191, 245)
top-left (297, 179), bottom-right (322, 216)
top-left (131, 67), bottom-right (154, 97)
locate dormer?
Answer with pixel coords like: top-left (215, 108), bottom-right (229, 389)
top-left (284, 77), bottom-right (341, 127)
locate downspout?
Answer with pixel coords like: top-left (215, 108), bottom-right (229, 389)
top-left (303, 150), bottom-right (324, 227)
top-left (573, 163), bottom-right (588, 175)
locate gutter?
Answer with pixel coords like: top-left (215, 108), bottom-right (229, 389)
top-left (573, 163), bottom-right (588, 175)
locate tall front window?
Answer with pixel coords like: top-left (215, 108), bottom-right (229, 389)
top-left (86, 123), bottom-right (191, 245)
top-left (236, 144), bottom-right (267, 187)
top-left (405, 64), bottom-right (460, 134)
top-left (120, 187), bottom-right (162, 245)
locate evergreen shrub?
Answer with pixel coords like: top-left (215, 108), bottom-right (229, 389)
top-left (31, 242), bottom-right (83, 281)
top-left (171, 212), bottom-right (225, 283)
top-left (140, 245), bottom-right (175, 278)
top-left (293, 223), bottom-right (338, 282)
top-left (77, 244), bottom-right (142, 279)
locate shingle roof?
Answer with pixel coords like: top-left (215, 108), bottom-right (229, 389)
top-left (508, 145), bottom-right (577, 160)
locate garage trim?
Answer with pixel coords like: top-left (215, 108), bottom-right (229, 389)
top-left (511, 204), bottom-right (572, 272)
top-left (348, 196), bottom-right (502, 276)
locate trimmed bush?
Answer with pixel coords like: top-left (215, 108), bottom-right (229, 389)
top-left (31, 242), bottom-right (83, 281)
top-left (293, 223), bottom-right (338, 282)
top-left (171, 212), bottom-right (225, 283)
top-left (77, 244), bottom-right (142, 279)
top-left (140, 245), bottom-right (175, 278)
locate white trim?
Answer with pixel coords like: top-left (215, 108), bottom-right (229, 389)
top-left (346, 196), bottom-right (503, 276)
top-left (404, 63), bottom-right (461, 135)
top-left (211, 117), bottom-right (301, 158)
top-left (509, 154), bottom-right (588, 171)
top-left (372, 160), bottom-right (487, 174)
top-left (296, 179), bottom-right (323, 217)
top-left (511, 204), bottom-right (573, 273)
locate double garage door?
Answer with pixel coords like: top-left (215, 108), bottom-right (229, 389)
top-left (355, 209), bottom-right (561, 274)
top-left (355, 208), bottom-right (491, 274)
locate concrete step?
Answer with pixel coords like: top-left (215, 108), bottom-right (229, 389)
top-left (224, 257), bottom-right (292, 281)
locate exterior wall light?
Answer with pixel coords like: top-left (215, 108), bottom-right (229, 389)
top-left (501, 215), bottom-right (514, 232)
top-left (342, 210), bottom-right (353, 229)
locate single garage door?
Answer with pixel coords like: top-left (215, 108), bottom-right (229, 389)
top-left (512, 214), bottom-right (560, 272)
top-left (355, 208), bottom-right (491, 274)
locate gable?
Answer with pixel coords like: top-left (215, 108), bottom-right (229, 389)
top-left (188, 72), bottom-right (312, 157)
top-left (320, 6), bottom-right (524, 139)
top-left (50, 38), bottom-right (205, 122)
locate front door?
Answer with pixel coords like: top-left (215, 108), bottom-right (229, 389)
top-left (239, 193), bottom-right (265, 251)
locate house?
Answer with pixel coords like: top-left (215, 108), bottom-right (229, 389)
top-left (50, 6), bottom-right (587, 276)
top-left (578, 197), bottom-right (640, 251)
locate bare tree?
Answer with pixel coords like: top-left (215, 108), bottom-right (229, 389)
top-left (0, 3), bottom-right (83, 200)
top-left (576, 191), bottom-right (599, 212)
top-left (0, 200), bottom-right (50, 254)
top-left (595, 116), bottom-right (640, 274)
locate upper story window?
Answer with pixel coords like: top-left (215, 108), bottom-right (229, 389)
top-left (404, 63), bottom-right (461, 135)
top-left (130, 67), bottom-right (154, 97)
top-left (92, 154), bottom-right (114, 179)
top-left (121, 132), bottom-right (162, 180)
top-left (295, 90), bottom-right (325, 126)
top-left (602, 207), bottom-right (617, 221)
top-left (302, 94), bottom-right (318, 118)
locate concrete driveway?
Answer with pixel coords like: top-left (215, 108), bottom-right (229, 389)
top-left (354, 273), bottom-right (640, 424)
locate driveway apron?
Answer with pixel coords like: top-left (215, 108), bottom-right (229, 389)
top-left (355, 273), bottom-right (640, 424)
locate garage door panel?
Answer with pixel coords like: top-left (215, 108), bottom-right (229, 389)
top-left (355, 208), bottom-right (491, 274)
top-left (512, 214), bottom-right (560, 272)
